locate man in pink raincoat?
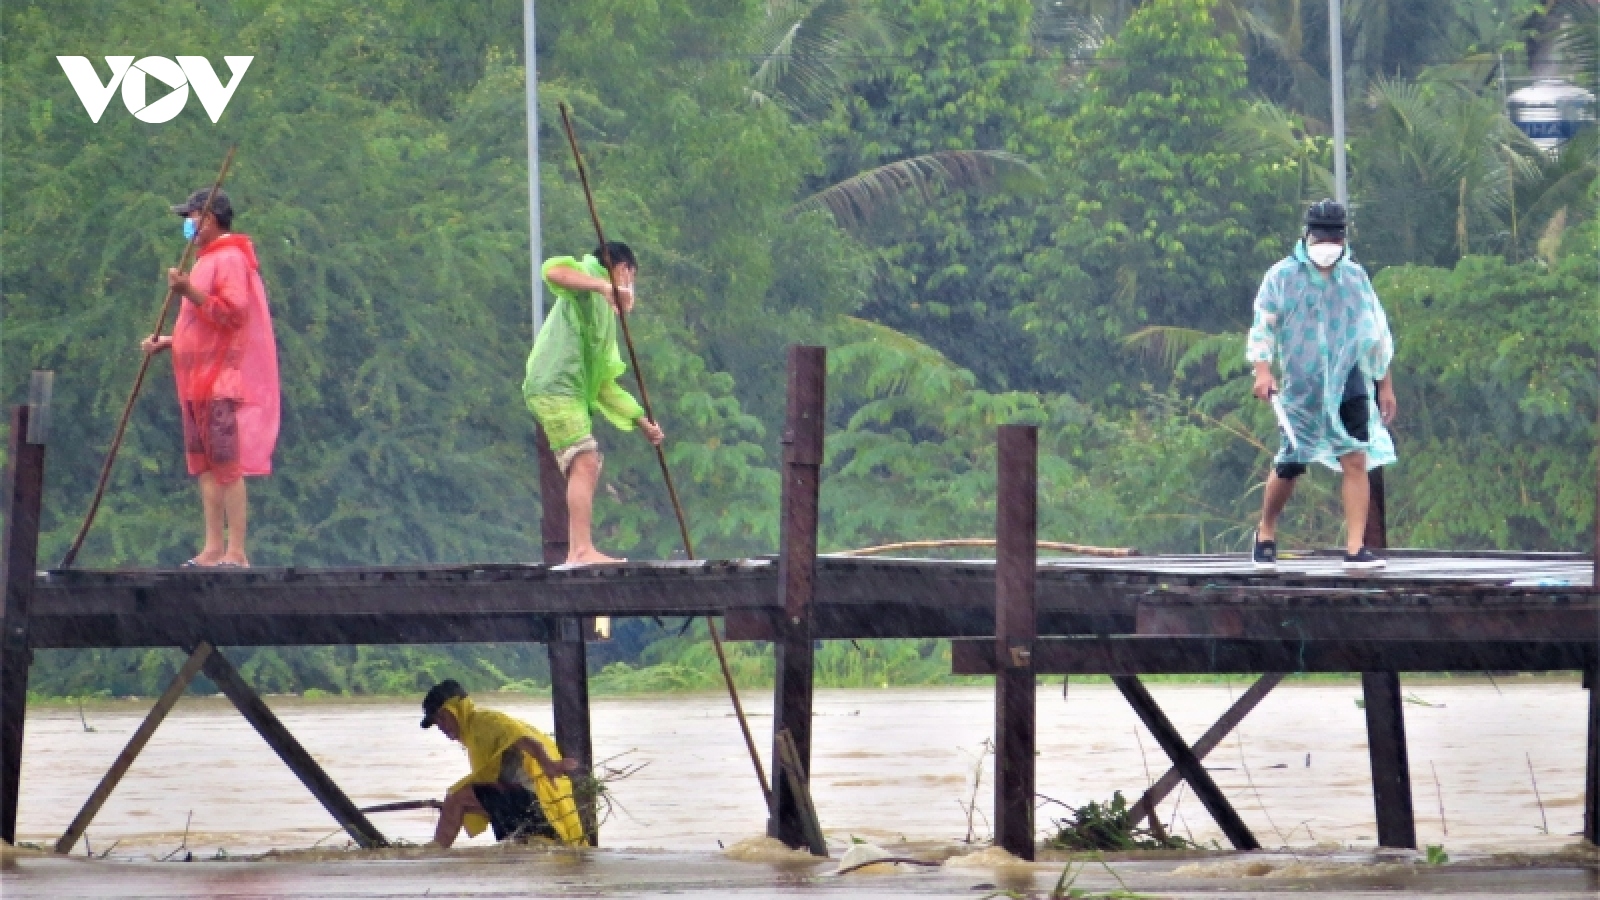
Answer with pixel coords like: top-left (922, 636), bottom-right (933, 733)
top-left (142, 188), bottom-right (280, 567)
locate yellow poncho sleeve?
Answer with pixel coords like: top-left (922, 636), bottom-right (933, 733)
top-left (442, 697), bottom-right (585, 845)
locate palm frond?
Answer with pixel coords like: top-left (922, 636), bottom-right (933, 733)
top-left (1554, 0), bottom-right (1598, 92)
top-left (1124, 325), bottom-right (1214, 373)
top-left (793, 151), bottom-right (1043, 229)
top-left (748, 0), bottom-right (900, 117)
top-left (1125, 326), bottom-right (1246, 379)
top-left (1030, 1), bottom-right (1103, 56)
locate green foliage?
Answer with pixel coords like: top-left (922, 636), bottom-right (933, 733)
top-left (1022, 0), bottom-right (1298, 401)
top-left (1046, 791), bottom-right (1192, 851)
top-left (1375, 251), bottom-right (1598, 550)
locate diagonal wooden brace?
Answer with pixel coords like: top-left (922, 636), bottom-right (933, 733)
top-left (1112, 675), bottom-right (1260, 850)
top-left (55, 643), bottom-right (215, 854)
top-left (199, 646), bottom-right (387, 849)
top-left (1128, 673), bottom-right (1284, 828)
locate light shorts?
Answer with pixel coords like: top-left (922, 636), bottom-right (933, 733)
top-left (555, 436), bottom-right (600, 476)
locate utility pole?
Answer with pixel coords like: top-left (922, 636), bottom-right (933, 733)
top-left (524, 0), bottom-right (544, 332)
top-left (1328, 0), bottom-right (1348, 206)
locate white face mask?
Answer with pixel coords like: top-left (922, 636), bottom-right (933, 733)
top-left (1307, 241), bottom-right (1344, 268)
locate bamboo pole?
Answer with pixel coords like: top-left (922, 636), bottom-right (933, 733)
top-left (839, 538), bottom-right (1138, 558)
top-left (60, 147), bottom-right (238, 568)
top-left (556, 102), bottom-right (772, 809)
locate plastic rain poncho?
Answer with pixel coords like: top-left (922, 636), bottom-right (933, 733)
top-left (1245, 242), bottom-right (1396, 472)
top-left (521, 255), bottom-right (644, 451)
top-left (171, 233), bottom-right (281, 483)
top-left (442, 696), bottom-right (584, 845)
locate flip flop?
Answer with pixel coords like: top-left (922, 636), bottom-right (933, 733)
top-left (550, 559), bottom-right (627, 571)
top-left (181, 558), bottom-right (204, 567)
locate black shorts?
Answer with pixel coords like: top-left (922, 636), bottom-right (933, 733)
top-left (1274, 396), bottom-right (1370, 480)
top-left (471, 783), bottom-right (558, 842)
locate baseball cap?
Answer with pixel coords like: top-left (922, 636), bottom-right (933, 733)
top-left (171, 187), bottom-right (233, 219)
top-left (420, 679), bottom-right (467, 728)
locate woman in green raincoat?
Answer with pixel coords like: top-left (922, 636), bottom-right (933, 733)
top-left (523, 242), bottom-right (663, 565)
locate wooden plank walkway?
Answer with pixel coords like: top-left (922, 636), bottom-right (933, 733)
top-left (27, 551), bottom-right (1593, 647)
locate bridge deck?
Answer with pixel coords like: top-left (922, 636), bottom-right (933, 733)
top-left (29, 551), bottom-right (1594, 649)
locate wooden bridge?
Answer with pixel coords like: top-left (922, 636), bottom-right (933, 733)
top-left (1, 348), bottom-right (1596, 861)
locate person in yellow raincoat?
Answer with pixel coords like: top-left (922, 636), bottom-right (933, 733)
top-left (420, 680), bottom-right (585, 847)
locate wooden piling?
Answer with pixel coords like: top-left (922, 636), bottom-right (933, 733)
top-left (1, 386), bottom-right (48, 844)
top-left (1590, 384), bottom-right (1600, 845)
top-left (536, 426), bottom-right (596, 843)
top-left (55, 643), bottom-right (213, 854)
top-left (1362, 671), bottom-right (1416, 848)
top-left (1113, 675), bottom-right (1259, 850)
top-left (1363, 469), bottom-right (1387, 552)
top-left (769, 346), bottom-right (825, 852)
top-left (1359, 470), bottom-right (1417, 848)
top-left (993, 424), bottom-right (1037, 860)
top-left (200, 647), bottom-right (387, 848)
top-left (1585, 666), bottom-right (1598, 846)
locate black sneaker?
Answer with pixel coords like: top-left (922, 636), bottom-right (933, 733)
top-left (1251, 532), bottom-right (1277, 571)
top-left (1343, 547), bottom-right (1386, 570)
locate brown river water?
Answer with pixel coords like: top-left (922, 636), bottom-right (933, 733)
top-left (6, 681), bottom-right (1598, 897)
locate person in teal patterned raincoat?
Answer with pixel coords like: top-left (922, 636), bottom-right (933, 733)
top-left (1246, 200), bottom-right (1398, 571)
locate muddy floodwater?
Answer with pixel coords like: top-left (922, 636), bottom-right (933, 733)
top-left (6, 681), bottom-right (1598, 897)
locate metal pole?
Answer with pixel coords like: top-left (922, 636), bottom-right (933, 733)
top-left (1328, 0), bottom-right (1348, 206)
top-left (524, 0), bottom-right (544, 333)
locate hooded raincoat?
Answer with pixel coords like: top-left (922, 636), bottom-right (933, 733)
top-left (1245, 242), bottom-right (1396, 473)
top-left (522, 255), bottom-right (644, 451)
top-left (172, 233), bottom-right (280, 483)
top-left (442, 696), bottom-right (584, 845)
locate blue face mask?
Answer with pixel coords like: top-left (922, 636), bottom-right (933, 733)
top-left (183, 218), bottom-right (198, 241)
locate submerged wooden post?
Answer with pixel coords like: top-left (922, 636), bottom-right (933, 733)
top-left (1588, 393), bottom-right (1599, 846)
top-left (1360, 465), bottom-right (1417, 848)
top-left (1585, 666), bottom-right (1599, 846)
top-left (1, 376), bottom-right (50, 844)
top-left (201, 647), bottom-right (387, 848)
top-left (769, 346), bottom-right (825, 852)
top-left (993, 424), bottom-right (1037, 860)
top-left (56, 643), bottom-right (213, 854)
top-left (775, 728), bottom-right (827, 857)
top-left (537, 426), bottom-right (596, 844)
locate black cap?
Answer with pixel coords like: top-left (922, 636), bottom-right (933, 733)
top-left (420, 679), bottom-right (467, 728)
top-left (171, 187), bottom-right (233, 219)
top-left (1304, 198), bottom-right (1347, 239)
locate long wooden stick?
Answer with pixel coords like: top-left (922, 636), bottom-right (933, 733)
top-left (841, 538), bottom-right (1138, 558)
top-left (557, 102), bottom-right (772, 808)
top-left (60, 147), bottom-right (238, 569)
top-left (359, 799), bottom-right (441, 814)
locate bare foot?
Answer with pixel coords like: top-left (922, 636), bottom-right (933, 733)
top-left (564, 549), bottom-right (626, 566)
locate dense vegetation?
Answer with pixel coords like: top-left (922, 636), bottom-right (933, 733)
top-left (3, 0), bottom-right (1594, 697)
